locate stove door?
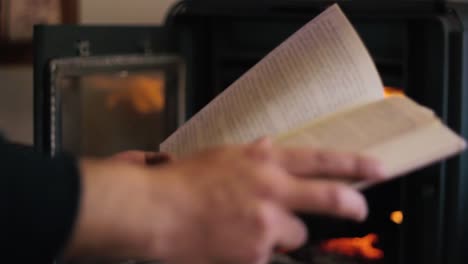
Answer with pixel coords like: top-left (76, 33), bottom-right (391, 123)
top-left (33, 25), bottom-right (185, 157)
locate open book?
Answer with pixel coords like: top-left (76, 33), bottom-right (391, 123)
top-left (160, 4), bottom-right (466, 189)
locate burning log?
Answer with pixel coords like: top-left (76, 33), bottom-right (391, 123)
top-left (320, 233), bottom-right (384, 261)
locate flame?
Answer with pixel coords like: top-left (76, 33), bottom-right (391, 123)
top-left (384, 86), bottom-right (404, 97)
top-left (87, 73), bottom-right (166, 114)
top-left (320, 233), bottom-right (384, 260)
top-left (390, 210), bottom-right (404, 225)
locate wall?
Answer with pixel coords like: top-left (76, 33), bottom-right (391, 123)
top-left (0, 0), bottom-right (177, 144)
top-left (80, 0), bottom-right (176, 24)
top-left (0, 66), bottom-right (34, 143)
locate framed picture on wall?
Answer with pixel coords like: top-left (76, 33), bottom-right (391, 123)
top-left (0, 0), bottom-right (77, 64)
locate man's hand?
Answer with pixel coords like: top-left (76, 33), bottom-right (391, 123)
top-left (110, 151), bottom-right (173, 166)
top-left (65, 139), bottom-right (385, 264)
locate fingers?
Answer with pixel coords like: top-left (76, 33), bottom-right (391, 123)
top-left (246, 203), bottom-right (306, 264)
top-left (247, 138), bottom-right (385, 180)
top-left (282, 179), bottom-right (368, 221)
top-left (276, 148), bottom-right (386, 180)
top-left (256, 167), bottom-right (369, 221)
top-left (245, 141), bottom-right (375, 221)
top-left (268, 204), bottom-right (307, 251)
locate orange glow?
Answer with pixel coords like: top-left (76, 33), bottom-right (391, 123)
top-left (320, 233), bottom-right (384, 260)
top-left (390, 211), bottom-right (404, 225)
top-left (384, 86), bottom-right (404, 97)
top-left (87, 73), bottom-right (166, 114)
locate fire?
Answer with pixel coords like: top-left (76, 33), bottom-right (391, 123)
top-left (384, 86), bottom-right (404, 97)
top-left (87, 73), bottom-right (166, 114)
top-left (320, 233), bottom-right (384, 260)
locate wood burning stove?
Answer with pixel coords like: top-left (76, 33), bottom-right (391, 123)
top-left (34, 1), bottom-right (468, 264)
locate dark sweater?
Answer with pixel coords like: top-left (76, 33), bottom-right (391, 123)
top-left (1, 136), bottom-right (81, 263)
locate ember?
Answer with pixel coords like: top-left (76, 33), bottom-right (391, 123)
top-left (320, 233), bottom-right (384, 260)
top-left (390, 210), bottom-right (404, 225)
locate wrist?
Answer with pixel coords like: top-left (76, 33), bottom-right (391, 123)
top-left (64, 159), bottom-right (166, 260)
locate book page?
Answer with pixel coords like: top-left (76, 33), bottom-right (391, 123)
top-left (276, 96), bottom-right (466, 188)
top-left (355, 122), bottom-right (466, 189)
top-left (161, 4), bottom-right (384, 157)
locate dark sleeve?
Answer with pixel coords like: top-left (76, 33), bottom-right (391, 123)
top-left (1, 137), bottom-right (81, 263)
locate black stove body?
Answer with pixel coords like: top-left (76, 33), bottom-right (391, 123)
top-left (34, 1), bottom-right (468, 264)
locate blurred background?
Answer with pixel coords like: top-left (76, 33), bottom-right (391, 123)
top-left (0, 0), bottom-right (177, 144)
